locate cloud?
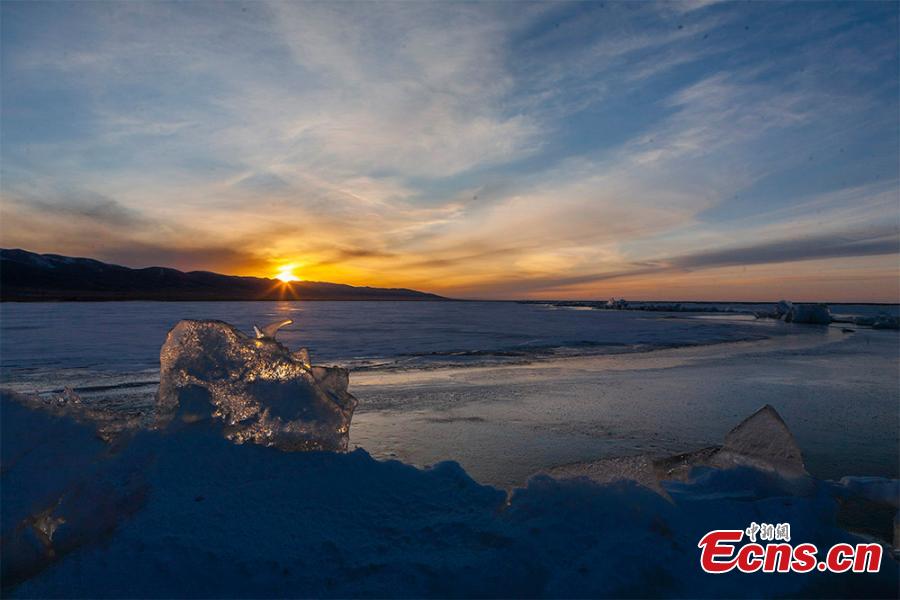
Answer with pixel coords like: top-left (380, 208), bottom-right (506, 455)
top-left (670, 228), bottom-right (900, 270)
top-left (1, 1), bottom-right (897, 300)
top-left (4, 189), bottom-right (147, 227)
top-left (486, 226), bottom-right (900, 295)
top-left (256, 2), bottom-right (543, 177)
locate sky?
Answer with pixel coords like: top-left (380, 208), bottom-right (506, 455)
top-left (1, 1), bottom-right (898, 301)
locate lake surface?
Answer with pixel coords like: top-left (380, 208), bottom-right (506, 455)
top-left (1, 301), bottom-right (898, 486)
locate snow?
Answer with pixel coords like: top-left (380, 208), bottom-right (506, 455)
top-left (0, 394), bottom-right (149, 589)
top-left (833, 477), bottom-right (900, 508)
top-left (157, 320), bottom-right (357, 452)
top-left (3, 394), bottom-right (898, 597)
top-left (3, 317), bottom-right (899, 597)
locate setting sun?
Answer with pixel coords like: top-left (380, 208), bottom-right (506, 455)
top-left (275, 265), bottom-right (301, 282)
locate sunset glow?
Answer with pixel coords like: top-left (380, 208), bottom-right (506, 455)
top-left (1, 2), bottom-right (897, 301)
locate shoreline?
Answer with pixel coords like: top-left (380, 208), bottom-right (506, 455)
top-left (1, 316), bottom-right (896, 489)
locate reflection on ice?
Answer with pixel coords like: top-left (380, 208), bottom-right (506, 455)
top-left (157, 319), bottom-right (357, 451)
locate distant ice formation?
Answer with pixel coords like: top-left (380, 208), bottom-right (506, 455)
top-left (156, 319), bottom-right (357, 452)
top-left (783, 302), bottom-right (832, 324)
top-left (853, 313), bottom-right (900, 330)
top-left (755, 300), bottom-right (832, 325)
top-left (605, 297), bottom-right (628, 309)
top-left (756, 301), bottom-right (900, 329)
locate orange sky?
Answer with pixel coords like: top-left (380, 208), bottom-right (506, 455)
top-left (2, 2), bottom-right (898, 302)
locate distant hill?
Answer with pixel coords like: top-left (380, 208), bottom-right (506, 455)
top-left (0, 249), bottom-right (446, 302)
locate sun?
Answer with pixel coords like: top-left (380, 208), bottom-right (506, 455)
top-left (274, 265), bottom-right (301, 282)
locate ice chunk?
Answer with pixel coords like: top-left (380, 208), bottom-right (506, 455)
top-left (605, 297), bottom-right (628, 309)
top-left (156, 319), bottom-right (357, 451)
top-left (292, 347), bottom-right (311, 367)
top-left (54, 386), bottom-right (82, 407)
top-left (757, 300), bottom-right (832, 324)
top-left (253, 318), bottom-right (293, 339)
top-left (851, 312), bottom-right (899, 329)
top-left (872, 314), bottom-right (900, 330)
top-left (775, 299), bottom-right (792, 317)
top-left (715, 404), bottom-right (807, 476)
top-left (546, 405), bottom-right (808, 490)
top-left (783, 302), bottom-right (831, 324)
top-left (754, 300), bottom-right (792, 320)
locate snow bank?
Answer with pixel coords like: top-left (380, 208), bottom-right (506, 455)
top-left (4, 393), bottom-right (897, 598)
top-left (833, 477), bottom-right (900, 508)
top-left (0, 393), bottom-right (149, 590)
top-left (157, 319), bottom-right (357, 452)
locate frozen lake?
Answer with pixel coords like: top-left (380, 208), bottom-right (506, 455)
top-left (1, 300), bottom-right (898, 486)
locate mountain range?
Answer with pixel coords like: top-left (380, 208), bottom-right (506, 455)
top-left (0, 249), bottom-right (446, 301)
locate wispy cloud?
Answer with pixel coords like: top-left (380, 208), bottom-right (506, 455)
top-left (1, 0), bottom-right (897, 300)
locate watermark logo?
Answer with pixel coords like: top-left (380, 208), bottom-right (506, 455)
top-left (698, 522), bottom-right (883, 574)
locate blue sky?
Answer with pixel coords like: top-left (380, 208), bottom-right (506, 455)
top-left (1, 1), bottom-right (898, 300)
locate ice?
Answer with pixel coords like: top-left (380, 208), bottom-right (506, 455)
top-left (3, 388), bottom-right (899, 597)
top-left (714, 404), bottom-right (808, 476)
top-left (547, 454), bottom-right (668, 496)
top-left (783, 302), bottom-right (832, 324)
top-left (156, 319), bottom-right (357, 452)
top-left (853, 313), bottom-right (900, 330)
top-left (605, 297), bottom-right (628, 309)
top-left (6, 397), bottom-right (897, 597)
top-left (871, 314), bottom-right (900, 329)
top-left (775, 299), bottom-right (792, 317)
top-left (547, 405), bottom-right (808, 489)
top-left (3, 316), bottom-right (898, 596)
top-left (253, 318), bottom-right (293, 339)
top-left (755, 300), bottom-right (833, 324)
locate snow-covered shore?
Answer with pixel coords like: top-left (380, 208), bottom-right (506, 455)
top-left (2, 318), bottom-right (898, 597)
top-left (3, 390), bottom-right (899, 598)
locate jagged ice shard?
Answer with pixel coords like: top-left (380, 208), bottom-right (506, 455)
top-left (714, 404), bottom-right (808, 477)
top-left (156, 319), bottom-right (357, 451)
